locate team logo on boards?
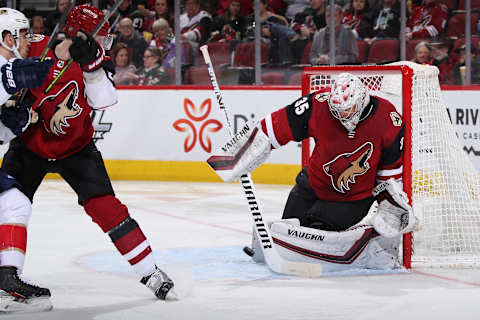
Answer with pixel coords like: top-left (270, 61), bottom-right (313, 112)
top-left (323, 142), bottom-right (374, 193)
top-left (173, 98), bottom-right (223, 153)
top-left (92, 110), bottom-right (112, 143)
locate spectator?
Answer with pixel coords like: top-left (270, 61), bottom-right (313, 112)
top-left (303, 0), bottom-right (326, 31)
top-left (309, 4), bottom-right (359, 65)
top-left (406, 0), bottom-right (448, 41)
top-left (284, 0), bottom-right (310, 21)
top-left (150, 18), bottom-right (185, 68)
top-left (211, 0), bottom-right (246, 43)
top-left (411, 41), bottom-right (433, 64)
top-left (290, 0), bottom-right (327, 63)
top-left (452, 44), bottom-right (480, 85)
top-left (358, 0), bottom-right (400, 45)
top-left (114, 17), bottom-right (149, 68)
top-left (180, 0), bottom-right (213, 51)
top-left (143, 0), bottom-right (173, 33)
top-left (245, 0), bottom-right (294, 64)
top-left (135, 47), bottom-right (170, 85)
top-left (45, 0), bottom-right (70, 37)
top-left (342, 0), bottom-right (370, 38)
top-left (217, 0), bottom-right (253, 17)
top-left (430, 41), bottom-right (455, 84)
top-left (31, 15), bottom-right (47, 35)
top-left (112, 42), bottom-right (138, 85)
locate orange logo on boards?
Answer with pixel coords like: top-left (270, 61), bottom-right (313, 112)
top-left (173, 98), bottom-right (223, 153)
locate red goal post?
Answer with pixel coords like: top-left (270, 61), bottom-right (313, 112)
top-left (301, 63), bottom-right (480, 269)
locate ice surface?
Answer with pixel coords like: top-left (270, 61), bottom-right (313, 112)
top-left (3, 180), bottom-right (479, 319)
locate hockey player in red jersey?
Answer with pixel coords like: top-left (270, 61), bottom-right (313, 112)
top-left (1, 4), bottom-right (176, 303)
top-left (209, 73), bottom-right (416, 270)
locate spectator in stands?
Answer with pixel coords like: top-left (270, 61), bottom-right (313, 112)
top-left (217, 0), bottom-right (253, 17)
top-left (114, 17), bottom-right (149, 68)
top-left (406, 0), bottom-right (448, 40)
top-left (309, 4), bottom-right (359, 65)
top-left (211, 0), bottom-right (246, 43)
top-left (45, 0), bottom-right (69, 37)
top-left (358, 0), bottom-right (400, 45)
top-left (284, 0), bottom-right (310, 21)
top-left (135, 47), bottom-right (170, 85)
top-left (342, 0), bottom-right (370, 39)
top-left (304, 0), bottom-right (326, 31)
top-left (112, 42), bottom-right (138, 85)
top-left (31, 15), bottom-right (47, 35)
top-left (245, 0), bottom-right (294, 64)
top-left (452, 44), bottom-right (480, 85)
top-left (150, 18), bottom-right (185, 68)
top-left (143, 0), bottom-right (173, 33)
top-left (411, 41), bottom-right (433, 64)
top-left (289, 0), bottom-right (327, 63)
top-left (180, 0), bottom-right (213, 51)
top-left (430, 41), bottom-right (455, 84)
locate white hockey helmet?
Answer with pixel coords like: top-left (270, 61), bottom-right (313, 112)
top-left (328, 73), bottom-right (370, 132)
top-left (0, 8), bottom-right (30, 57)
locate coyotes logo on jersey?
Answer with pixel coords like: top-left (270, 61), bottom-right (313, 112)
top-left (322, 142), bottom-right (374, 193)
top-left (37, 81), bottom-right (82, 135)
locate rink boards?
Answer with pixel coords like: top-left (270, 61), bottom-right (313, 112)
top-left (0, 86), bottom-right (479, 184)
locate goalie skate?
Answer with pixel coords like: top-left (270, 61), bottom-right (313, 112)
top-left (141, 267), bottom-right (177, 301)
top-left (0, 267), bottom-right (52, 313)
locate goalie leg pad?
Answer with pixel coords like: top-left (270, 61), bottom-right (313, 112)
top-left (251, 219), bottom-right (401, 271)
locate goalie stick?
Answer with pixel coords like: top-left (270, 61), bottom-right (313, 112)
top-left (200, 45), bottom-right (323, 277)
top-left (44, 0), bottom-right (123, 93)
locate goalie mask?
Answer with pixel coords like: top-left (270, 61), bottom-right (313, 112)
top-left (0, 8), bottom-right (30, 58)
top-left (328, 73), bottom-right (370, 132)
top-left (65, 4), bottom-right (110, 38)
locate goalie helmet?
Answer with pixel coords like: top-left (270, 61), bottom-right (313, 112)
top-left (0, 8), bottom-right (30, 57)
top-left (65, 4), bottom-right (110, 38)
top-left (328, 73), bottom-right (370, 132)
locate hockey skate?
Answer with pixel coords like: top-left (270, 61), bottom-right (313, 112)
top-left (0, 266), bottom-right (52, 313)
top-left (141, 267), bottom-right (177, 301)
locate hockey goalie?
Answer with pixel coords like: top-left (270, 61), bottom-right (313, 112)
top-left (208, 73), bottom-right (417, 272)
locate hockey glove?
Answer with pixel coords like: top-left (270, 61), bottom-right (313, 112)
top-left (1, 58), bottom-right (53, 95)
top-left (0, 100), bottom-right (31, 136)
top-left (69, 32), bottom-right (105, 72)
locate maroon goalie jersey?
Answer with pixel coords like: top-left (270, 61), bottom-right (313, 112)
top-left (22, 35), bottom-right (101, 159)
top-left (260, 91), bottom-right (405, 202)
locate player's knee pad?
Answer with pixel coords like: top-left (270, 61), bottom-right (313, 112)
top-left (83, 195), bottom-right (130, 233)
top-left (251, 219), bottom-right (401, 272)
top-left (0, 188), bottom-right (31, 226)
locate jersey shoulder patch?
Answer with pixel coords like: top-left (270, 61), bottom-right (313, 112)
top-left (390, 111), bottom-right (402, 127)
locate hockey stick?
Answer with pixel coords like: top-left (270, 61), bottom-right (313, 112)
top-left (17, 0), bottom-right (76, 104)
top-left (44, 0), bottom-right (123, 93)
top-left (200, 45), bottom-right (323, 277)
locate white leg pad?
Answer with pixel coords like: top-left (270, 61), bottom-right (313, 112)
top-left (251, 219), bottom-right (401, 272)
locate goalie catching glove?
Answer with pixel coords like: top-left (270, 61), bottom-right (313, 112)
top-left (372, 178), bottom-right (418, 238)
top-left (207, 122), bottom-right (271, 182)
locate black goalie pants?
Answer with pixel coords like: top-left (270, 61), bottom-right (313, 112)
top-left (1, 138), bottom-right (115, 204)
top-left (282, 168), bottom-right (375, 231)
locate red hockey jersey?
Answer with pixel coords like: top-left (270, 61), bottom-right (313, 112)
top-left (260, 91), bottom-right (404, 202)
top-left (22, 35), bottom-right (102, 160)
top-left (406, 2), bottom-right (448, 38)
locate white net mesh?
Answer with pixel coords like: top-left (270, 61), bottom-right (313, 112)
top-left (304, 62), bottom-right (480, 268)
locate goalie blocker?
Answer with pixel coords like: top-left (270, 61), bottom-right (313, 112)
top-left (207, 121), bottom-right (271, 182)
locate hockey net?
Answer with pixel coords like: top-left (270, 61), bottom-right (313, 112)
top-left (302, 62), bottom-right (480, 268)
